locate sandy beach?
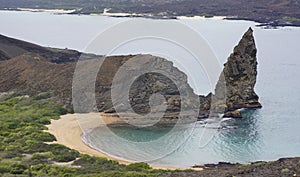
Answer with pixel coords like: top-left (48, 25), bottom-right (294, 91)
top-left (46, 113), bottom-right (202, 171)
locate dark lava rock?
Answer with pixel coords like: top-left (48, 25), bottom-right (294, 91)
top-left (215, 27), bottom-right (262, 112)
top-left (223, 110), bottom-right (243, 119)
top-left (173, 157), bottom-right (300, 177)
top-left (200, 27), bottom-right (262, 119)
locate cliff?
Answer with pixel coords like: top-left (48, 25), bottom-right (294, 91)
top-left (218, 28), bottom-right (262, 111)
top-left (0, 29), bottom-right (261, 120)
top-left (202, 27), bottom-right (262, 118)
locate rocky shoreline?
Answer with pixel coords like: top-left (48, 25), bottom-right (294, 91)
top-left (1, 0), bottom-right (299, 27)
top-left (2, 7), bottom-right (300, 28)
top-left (186, 157), bottom-right (300, 177)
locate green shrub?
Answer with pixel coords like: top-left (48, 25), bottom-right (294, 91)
top-left (9, 162), bottom-right (29, 174)
top-left (126, 162), bottom-right (151, 172)
top-left (30, 132), bottom-right (56, 142)
top-left (48, 144), bottom-right (79, 162)
top-left (30, 152), bottom-right (54, 164)
top-left (73, 154), bottom-right (97, 166)
top-left (33, 93), bottom-right (52, 100)
top-left (0, 161), bottom-right (11, 174)
top-left (38, 116), bottom-right (51, 125)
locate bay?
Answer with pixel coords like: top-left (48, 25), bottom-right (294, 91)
top-left (1, 10), bottom-right (300, 167)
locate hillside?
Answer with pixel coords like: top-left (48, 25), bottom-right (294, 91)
top-left (0, 34), bottom-right (88, 63)
top-left (0, 34), bottom-right (198, 119)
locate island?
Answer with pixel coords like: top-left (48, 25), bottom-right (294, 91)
top-left (1, 27), bottom-right (300, 176)
top-left (0, 0), bottom-right (299, 27)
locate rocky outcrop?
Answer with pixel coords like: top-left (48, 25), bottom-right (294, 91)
top-left (223, 110), bottom-right (242, 119)
top-left (200, 27), bottom-right (262, 118)
top-left (217, 27), bottom-right (262, 111)
top-left (0, 29), bottom-right (261, 120)
top-left (215, 28), bottom-right (262, 111)
top-left (0, 50), bottom-right (197, 118)
top-left (93, 55), bottom-right (199, 117)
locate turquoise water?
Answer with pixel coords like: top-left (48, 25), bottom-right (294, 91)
top-left (1, 10), bottom-right (300, 167)
top-left (108, 126), bottom-right (173, 142)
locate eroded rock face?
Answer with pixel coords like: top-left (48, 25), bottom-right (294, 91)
top-left (216, 27), bottom-right (262, 111)
top-left (0, 29), bottom-right (261, 120)
top-left (117, 28), bottom-right (263, 120)
top-left (198, 28), bottom-right (262, 119)
top-left (94, 55), bottom-right (199, 119)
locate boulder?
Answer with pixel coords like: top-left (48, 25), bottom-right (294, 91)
top-left (223, 110), bottom-right (243, 119)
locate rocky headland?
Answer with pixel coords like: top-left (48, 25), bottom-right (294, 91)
top-left (0, 28), bottom-right (261, 122)
top-left (206, 27), bottom-right (262, 118)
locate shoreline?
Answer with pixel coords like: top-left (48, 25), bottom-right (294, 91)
top-left (16, 8), bottom-right (77, 14)
top-left (45, 113), bottom-right (202, 171)
top-left (1, 8), bottom-right (299, 28)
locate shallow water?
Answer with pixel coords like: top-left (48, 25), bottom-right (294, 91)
top-left (1, 10), bottom-right (300, 167)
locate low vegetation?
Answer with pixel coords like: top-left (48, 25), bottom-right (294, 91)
top-left (283, 17), bottom-right (300, 23)
top-left (0, 93), bottom-right (171, 176)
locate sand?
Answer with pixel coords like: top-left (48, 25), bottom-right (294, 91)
top-left (45, 113), bottom-right (202, 171)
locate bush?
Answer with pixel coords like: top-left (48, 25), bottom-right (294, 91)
top-left (38, 117), bottom-right (51, 125)
top-left (49, 144), bottom-right (79, 162)
top-left (23, 139), bottom-right (50, 153)
top-left (126, 162), bottom-right (152, 172)
top-left (30, 152), bottom-right (54, 164)
top-left (33, 93), bottom-right (52, 100)
top-left (30, 132), bottom-right (56, 142)
top-left (10, 162), bottom-right (29, 174)
top-left (53, 105), bottom-right (68, 115)
top-left (0, 161), bottom-right (11, 174)
top-left (73, 154), bottom-right (97, 166)
top-left (53, 153), bottom-right (77, 162)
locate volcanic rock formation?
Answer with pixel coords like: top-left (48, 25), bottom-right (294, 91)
top-left (216, 27), bottom-right (262, 111)
top-left (0, 28), bottom-right (261, 120)
top-left (198, 27), bottom-right (262, 118)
